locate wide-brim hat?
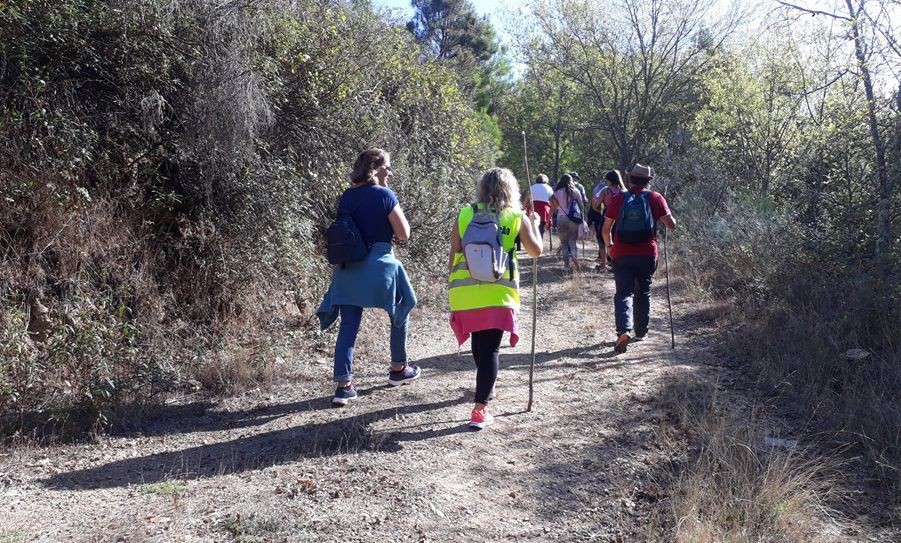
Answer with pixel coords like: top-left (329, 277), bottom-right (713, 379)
top-left (628, 163), bottom-right (653, 180)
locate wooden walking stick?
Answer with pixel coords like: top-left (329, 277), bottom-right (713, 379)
top-left (522, 131), bottom-right (539, 411)
top-left (663, 183), bottom-right (675, 349)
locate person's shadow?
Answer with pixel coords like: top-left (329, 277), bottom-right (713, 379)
top-left (43, 391), bottom-right (470, 491)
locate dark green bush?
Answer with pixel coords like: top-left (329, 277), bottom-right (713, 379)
top-left (0, 0), bottom-right (495, 432)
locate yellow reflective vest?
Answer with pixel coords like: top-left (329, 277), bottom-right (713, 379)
top-left (448, 203), bottom-right (523, 312)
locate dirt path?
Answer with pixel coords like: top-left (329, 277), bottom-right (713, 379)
top-left (0, 249), bottom-right (896, 542)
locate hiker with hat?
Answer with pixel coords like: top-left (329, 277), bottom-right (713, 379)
top-left (591, 170), bottom-right (626, 272)
top-left (601, 163), bottom-right (676, 353)
top-left (569, 171), bottom-right (588, 206)
top-left (317, 149), bottom-right (421, 407)
top-left (448, 168), bottom-right (543, 429)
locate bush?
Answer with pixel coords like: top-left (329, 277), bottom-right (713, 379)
top-left (672, 181), bottom-right (901, 509)
top-left (0, 0), bottom-right (495, 433)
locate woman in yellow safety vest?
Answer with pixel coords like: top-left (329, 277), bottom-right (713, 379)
top-left (448, 168), bottom-right (543, 429)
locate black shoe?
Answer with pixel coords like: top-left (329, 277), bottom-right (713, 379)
top-left (634, 330), bottom-right (647, 341)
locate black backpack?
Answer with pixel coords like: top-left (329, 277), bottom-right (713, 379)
top-left (325, 213), bottom-right (368, 265)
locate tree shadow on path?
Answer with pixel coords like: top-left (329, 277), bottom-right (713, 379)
top-left (42, 391), bottom-right (470, 491)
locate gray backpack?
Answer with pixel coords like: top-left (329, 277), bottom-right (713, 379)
top-left (462, 204), bottom-right (509, 282)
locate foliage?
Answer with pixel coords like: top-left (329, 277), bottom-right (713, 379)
top-left (514, 0), bottom-right (747, 172)
top-left (406, 0), bottom-right (512, 112)
top-left (140, 480), bottom-right (189, 495)
top-left (498, 0), bottom-right (901, 516)
top-left (0, 0), bottom-right (495, 432)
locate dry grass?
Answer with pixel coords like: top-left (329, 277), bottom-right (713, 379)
top-left (672, 193), bottom-right (901, 514)
top-left (653, 375), bottom-right (837, 543)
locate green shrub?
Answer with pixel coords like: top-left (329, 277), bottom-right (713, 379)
top-left (0, 0), bottom-right (495, 433)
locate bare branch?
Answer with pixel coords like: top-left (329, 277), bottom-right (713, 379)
top-left (775, 1), bottom-right (853, 21)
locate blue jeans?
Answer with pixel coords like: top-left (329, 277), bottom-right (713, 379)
top-left (612, 256), bottom-right (658, 335)
top-left (334, 305), bottom-right (408, 383)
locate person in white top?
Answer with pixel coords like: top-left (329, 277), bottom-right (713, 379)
top-left (530, 175), bottom-right (553, 201)
top-left (529, 174), bottom-right (554, 238)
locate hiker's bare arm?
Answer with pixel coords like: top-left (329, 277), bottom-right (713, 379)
top-left (449, 225), bottom-right (462, 274)
top-left (602, 217), bottom-right (615, 247)
top-left (659, 214), bottom-right (676, 230)
top-left (520, 215), bottom-right (543, 258)
top-left (549, 197), bottom-right (558, 215)
top-left (389, 206), bottom-right (410, 240)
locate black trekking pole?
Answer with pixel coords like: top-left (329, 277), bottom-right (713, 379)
top-left (522, 131), bottom-right (539, 412)
top-left (663, 183), bottom-right (675, 349)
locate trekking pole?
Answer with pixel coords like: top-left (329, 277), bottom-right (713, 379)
top-left (663, 183), bottom-right (675, 349)
top-left (522, 131), bottom-right (539, 412)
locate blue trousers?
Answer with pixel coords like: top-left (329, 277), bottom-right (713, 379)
top-left (334, 305), bottom-right (408, 383)
top-left (612, 256), bottom-right (658, 336)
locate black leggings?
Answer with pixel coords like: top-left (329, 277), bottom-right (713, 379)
top-left (471, 329), bottom-right (503, 404)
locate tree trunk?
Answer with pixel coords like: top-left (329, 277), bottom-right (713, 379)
top-left (553, 85), bottom-right (565, 183)
top-left (846, 0), bottom-right (892, 259)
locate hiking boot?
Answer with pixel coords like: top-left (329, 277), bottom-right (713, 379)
top-left (388, 364), bottom-right (421, 386)
top-left (332, 383), bottom-right (358, 406)
top-left (469, 407), bottom-right (494, 430)
top-left (634, 330), bottom-right (647, 341)
top-left (614, 333), bottom-right (631, 354)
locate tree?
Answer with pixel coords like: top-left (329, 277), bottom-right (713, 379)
top-left (777, 0), bottom-right (899, 259)
top-left (692, 41), bottom-right (808, 197)
top-left (518, 0), bottom-right (747, 172)
top-left (406, 0), bottom-right (510, 111)
top-left (407, 0), bottom-right (497, 63)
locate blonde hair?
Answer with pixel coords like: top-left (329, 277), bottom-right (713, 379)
top-left (478, 168), bottom-right (521, 211)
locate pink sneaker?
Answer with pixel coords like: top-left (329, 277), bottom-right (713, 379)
top-left (469, 407), bottom-right (494, 430)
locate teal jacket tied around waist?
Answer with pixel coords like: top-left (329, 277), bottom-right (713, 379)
top-left (317, 242), bottom-right (417, 330)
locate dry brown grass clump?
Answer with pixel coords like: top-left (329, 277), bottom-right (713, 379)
top-left (655, 376), bottom-right (836, 543)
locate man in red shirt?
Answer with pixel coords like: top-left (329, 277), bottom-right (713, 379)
top-left (601, 163), bottom-right (676, 353)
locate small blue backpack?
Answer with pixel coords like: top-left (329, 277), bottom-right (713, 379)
top-left (326, 214), bottom-right (368, 265)
top-left (566, 195), bottom-right (584, 224)
top-left (616, 191), bottom-right (655, 243)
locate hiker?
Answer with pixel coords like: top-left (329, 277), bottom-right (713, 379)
top-left (529, 174), bottom-right (553, 239)
top-left (587, 176), bottom-right (607, 269)
top-left (448, 167), bottom-right (542, 429)
top-left (569, 171), bottom-right (588, 207)
top-left (515, 187), bottom-right (533, 252)
top-left (550, 173), bottom-right (585, 274)
top-left (591, 170), bottom-right (625, 272)
top-left (601, 163), bottom-right (676, 353)
top-left (317, 148), bottom-right (421, 407)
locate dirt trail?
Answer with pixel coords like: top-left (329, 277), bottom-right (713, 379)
top-left (0, 250), bottom-right (895, 542)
